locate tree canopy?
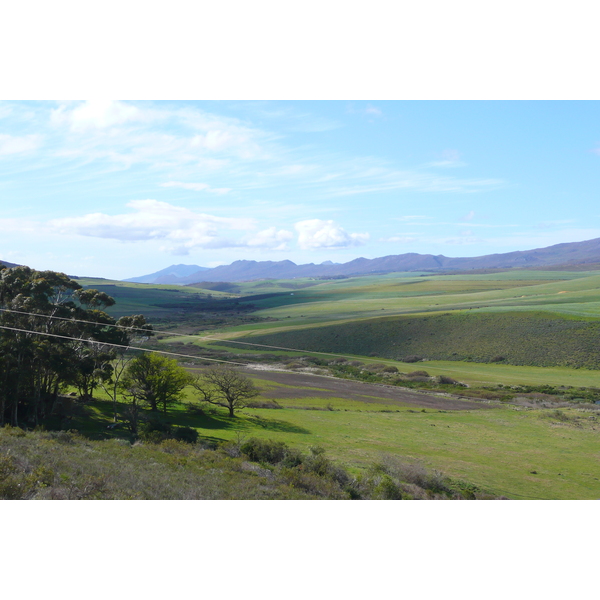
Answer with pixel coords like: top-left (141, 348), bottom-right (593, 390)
top-left (0, 266), bottom-right (151, 426)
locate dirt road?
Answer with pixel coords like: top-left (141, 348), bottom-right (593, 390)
top-left (242, 367), bottom-right (486, 410)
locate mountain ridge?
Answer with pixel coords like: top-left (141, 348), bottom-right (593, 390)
top-left (0, 260), bottom-right (19, 269)
top-left (124, 264), bottom-right (208, 284)
top-left (124, 237), bottom-right (600, 284)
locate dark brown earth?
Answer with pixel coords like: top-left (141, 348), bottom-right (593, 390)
top-left (242, 367), bottom-right (486, 410)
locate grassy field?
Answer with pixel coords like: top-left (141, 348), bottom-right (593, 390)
top-left (69, 371), bottom-right (600, 500)
top-left (61, 267), bottom-right (600, 500)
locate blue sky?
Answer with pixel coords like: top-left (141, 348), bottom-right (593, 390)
top-left (1, 100), bottom-right (599, 279)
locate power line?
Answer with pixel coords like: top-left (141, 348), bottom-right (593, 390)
top-left (0, 324), bottom-right (246, 366)
top-left (0, 306), bottom-right (369, 363)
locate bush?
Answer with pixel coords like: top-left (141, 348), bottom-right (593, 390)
top-left (241, 438), bottom-right (288, 464)
top-left (372, 475), bottom-right (403, 500)
top-left (403, 355), bottom-right (423, 363)
top-left (437, 375), bottom-right (458, 385)
top-left (173, 426), bottom-right (199, 444)
top-left (408, 370), bottom-right (430, 377)
top-left (246, 400), bottom-right (283, 409)
top-left (382, 366), bottom-right (398, 373)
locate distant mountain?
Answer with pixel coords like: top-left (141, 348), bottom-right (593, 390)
top-left (0, 259), bottom-right (19, 269)
top-left (124, 264), bottom-right (208, 284)
top-left (123, 238), bottom-right (600, 284)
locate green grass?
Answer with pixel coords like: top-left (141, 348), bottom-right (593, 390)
top-left (72, 375), bottom-right (600, 499)
top-left (62, 269), bottom-right (600, 499)
top-left (240, 310), bottom-right (600, 369)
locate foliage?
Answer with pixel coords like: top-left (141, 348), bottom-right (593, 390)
top-left (0, 266), bottom-right (152, 427)
top-left (244, 310), bottom-right (600, 369)
top-left (122, 353), bottom-right (191, 414)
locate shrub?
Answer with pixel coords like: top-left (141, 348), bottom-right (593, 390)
top-left (403, 355), bottom-right (423, 363)
top-left (437, 375), bottom-right (458, 385)
top-left (408, 370), bottom-right (430, 377)
top-left (278, 467), bottom-right (348, 499)
top-left (240, 438), bottom-right (288, 464)
top-left (372, 475), bottom-right (403, 500)
top-left (382, 366), bottom-right (398, 373)
top-left (246, 400), bottom-right (283, 409)
top-left (173, 426), bottom-right (199, 444)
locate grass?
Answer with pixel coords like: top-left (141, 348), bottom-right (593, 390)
top-left (56, 268), bottom-right (600, 499)
top-left (239, 310), bottom-right (600, 369)
top-left (53, 367), bottom-right (600, 500)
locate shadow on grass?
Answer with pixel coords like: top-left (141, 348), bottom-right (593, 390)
top-left (242, 415), bottom-right (311, 434)
top-left (47, 397), bottom-right (311, 439)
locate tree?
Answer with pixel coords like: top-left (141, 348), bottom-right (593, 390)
top-left (191, 366), bottom-right (259, 417)
top-left (0, 266), bottom-right (152, 426)
top-left (122, 353), bottom-right (190, 415)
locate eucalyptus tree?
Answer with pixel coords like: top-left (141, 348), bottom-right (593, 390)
top-left (0, 266), bottom-right (151, 426)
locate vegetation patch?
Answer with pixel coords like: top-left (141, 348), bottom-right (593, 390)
top-left (244, 310), bottom-right (600, 369)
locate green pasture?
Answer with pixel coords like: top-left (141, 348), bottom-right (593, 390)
top-left (74, 279), bottom-right (230, 318)
top-left (242, 273), bottom-right (600, 324)
top-left (84, 372), bottom-right (600, 499)
top-left (65, 268), bottom-right (600, 500)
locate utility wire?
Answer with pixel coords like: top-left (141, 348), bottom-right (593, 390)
top-left (0, 306), bottom-right (366, 363)
top-left (0, 324), bottom-right (246, 366)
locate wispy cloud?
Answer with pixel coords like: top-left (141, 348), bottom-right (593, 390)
top-left (426, 149), bottom-right (466, 168)
top-left (394, 215), bottom-right (431, 222)
top-left (0, 134), bottom-right (42, 156)
top-left (160, 181), bottom-right (232, 195)
top-left (51, 100), bottom-right (144, 131)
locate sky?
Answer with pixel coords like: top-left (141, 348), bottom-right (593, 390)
top-left (1, 100), bottom-right (600, 279)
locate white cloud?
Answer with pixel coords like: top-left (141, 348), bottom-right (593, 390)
top-left (295, 219), bottom-right (369, 250)
top-left (52, 100), bottom-right (143, 131)
top-left (0, 134), bottom-right (41, 156)
top-left (41, 200), bottom-right (298, 256)
top-left (365, 106), bottom-right (383, 117)
top-left (462, 210), bottom-right (476, 222)
top-left (244, 227), bottom-right (294, 250)
top-left (49, 200), bottom-right (256, 252)
top-left (160, 181), bottom-right (232, 195)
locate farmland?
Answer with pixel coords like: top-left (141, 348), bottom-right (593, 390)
top-left (58, 268), bottom-right (600, 498)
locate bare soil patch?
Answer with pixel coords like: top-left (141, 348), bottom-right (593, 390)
top-left (241, 367), bottom-right (486, 410)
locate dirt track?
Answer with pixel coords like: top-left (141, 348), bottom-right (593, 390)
top-left (242, 367), bottom-right (486, 411)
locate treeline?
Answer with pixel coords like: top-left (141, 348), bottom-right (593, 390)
top-left (0, 266), bottom-right (151, 427)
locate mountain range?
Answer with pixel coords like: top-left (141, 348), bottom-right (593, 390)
top-left (124, 237), bottom-right (600, 284)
